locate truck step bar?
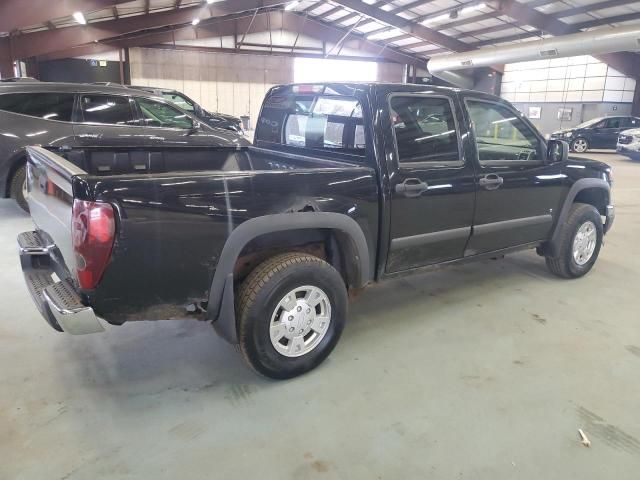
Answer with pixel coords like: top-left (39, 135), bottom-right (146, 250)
top-left (18, 231), bottom-right (104, 335)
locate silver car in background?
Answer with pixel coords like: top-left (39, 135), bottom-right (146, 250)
top-left (617, 128), bottom-right (640, 160)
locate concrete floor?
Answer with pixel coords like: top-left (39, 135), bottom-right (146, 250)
top-left (1, 152), bottom-right (639, 479)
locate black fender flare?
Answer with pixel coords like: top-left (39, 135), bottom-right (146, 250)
top-left (207, 212), bottom-right (371, 344)
top-left (547, 178), bottom-right (610, 256)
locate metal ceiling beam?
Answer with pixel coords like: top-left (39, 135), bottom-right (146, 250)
top-left (37, 11), bottom-right (424, 66)
top-left (9, 0), bottom-right (292, 60)
top-left (328, 0), bottom-right (472, 51)
top-left (0, 0), bottom-right (132, 33)
top-left (496, 0), bottom-right (640, 78)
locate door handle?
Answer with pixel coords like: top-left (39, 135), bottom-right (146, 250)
top-left (479, 174), bottom-right (504, 190)
top-left (395, 178), bottom-right (428, 198)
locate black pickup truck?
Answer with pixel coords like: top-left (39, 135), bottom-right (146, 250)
top-left (18, 83), bottom-right (614, 379)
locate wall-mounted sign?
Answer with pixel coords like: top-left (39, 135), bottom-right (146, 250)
top-left (89, 59), bottom-right (98, 67)
top-left (557, 107), bottom-right (573, 121)
top-left (528, 106), bottom-right (541, 119)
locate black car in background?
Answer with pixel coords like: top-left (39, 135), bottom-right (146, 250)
top-left (551, 115), bottom-right (640, 153)
top-left (0, 82), bottom-right (249, 211)
top-left (126, 85), bottom-right (244, 134)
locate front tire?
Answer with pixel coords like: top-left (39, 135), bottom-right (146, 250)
top-left (571, 137), bottom-right (589, 153)
top-left (236, 253), bottom-right (347, 379)
top-left (9, 164), bottom-right (29, 213)
top-left (545, 203), bottom-right (603, 278)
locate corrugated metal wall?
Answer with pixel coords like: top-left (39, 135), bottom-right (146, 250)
top-left (129, 47), bottom-right (403, 128)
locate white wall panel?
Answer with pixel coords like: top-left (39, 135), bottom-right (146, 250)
top-left (501, 56), bottom-right (636, 104)
top-left (602, 90), bottom-right (623, 102)
top-left (582, 90), bottom-right (603, 102)
top-left (605, 76), bottom-right (626, 90)
top-left (583, 77), bottom-right (606, 90)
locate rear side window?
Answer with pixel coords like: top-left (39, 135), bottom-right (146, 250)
top-left (257, 91), bottom-right (365, 156)
top-left (80, 94), bottom-right (136, 126)
top-left (0, 92), bottom-right (74, 122)
top-left (390, 95), bottom-right (460, 164)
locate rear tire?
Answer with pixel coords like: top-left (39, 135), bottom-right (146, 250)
top-left (570, 137), bottom-right (589, 153)
top-left (236, 252), bottom-right (347, 379)
top-left (9, 164), bottom-right (29, 213)
top-left (545, 203), bottom-right (603, 278)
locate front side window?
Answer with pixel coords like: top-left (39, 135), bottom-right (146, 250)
top-left (137, 98), bottom-right (193, 129)
top-left (605, 117), bottom-right (621, 129)
top-left (162, 92), bottom-right (195, 112)
top-left (466, 99), bottom-right (541, 163)
top-left (0, 92), bottom-right (74, 122)
top-left (80, 94), bottom-right (136, 125)
top-left (390, 95), bottom-right (460, 164)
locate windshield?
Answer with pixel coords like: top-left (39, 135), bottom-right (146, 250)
top-left (162, 92), bottom-right (195, 112)
top-left (574, 117), bottom-right (604, 129)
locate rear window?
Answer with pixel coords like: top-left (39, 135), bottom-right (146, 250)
top-left (0, 92), bottom-right (75, 122)
top-left (256, 90), bottom-right (365, 156)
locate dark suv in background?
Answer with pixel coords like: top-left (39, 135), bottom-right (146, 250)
top-left (122, 85), bottom-right (244, 134)
top-left (0, 82), bottom-right (248, 211)
top-left (551, 115), bottom-right (640, 153)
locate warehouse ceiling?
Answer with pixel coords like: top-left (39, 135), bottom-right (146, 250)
top-left (1, 0), bottom-right (639, 74)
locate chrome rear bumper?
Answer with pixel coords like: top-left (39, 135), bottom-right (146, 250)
top-left (18, 231), bottom-right (104, 335)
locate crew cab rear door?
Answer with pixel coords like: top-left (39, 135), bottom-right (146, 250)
top-left (383, 90), bottom-right (476, 273)
top-left (462, 95), bottom-right (565, 254)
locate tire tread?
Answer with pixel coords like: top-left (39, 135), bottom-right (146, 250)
top-left (236, 252), bottom-right (332, 376)
top-left (546, 202), bottom-right (601, 278)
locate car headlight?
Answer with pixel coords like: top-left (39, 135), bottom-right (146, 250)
top-left (564, 131), bottom-right (573, 138)
top-left (605, 168), bottom-right (613, 186)
top-left (634, 134), bottom-right (640, 142)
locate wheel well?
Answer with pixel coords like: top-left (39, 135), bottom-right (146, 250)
top-left (574, 187), bottom-right (608, 215)
top-left (234, 228), bottom-right (361, 289)
top-left (4, 155), bottom-right (26, 198)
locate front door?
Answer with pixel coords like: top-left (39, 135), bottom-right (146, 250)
top-left (385, 93), bottom-right (476, 273)
top-left (591, 117), bottom-right (623, 149)
top-left (463, 96), bottom-right (565, 255)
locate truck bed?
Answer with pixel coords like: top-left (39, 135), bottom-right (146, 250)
top-left (25, 145), bottom-right (379, 324)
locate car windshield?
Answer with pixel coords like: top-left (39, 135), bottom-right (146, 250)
top-left (575, 117), bottom-right (605, 129)
top-left (162, 92), bottom-right (195, 112)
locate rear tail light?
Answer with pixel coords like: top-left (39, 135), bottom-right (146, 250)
top-left (72, 199), bottom-right (116, 290)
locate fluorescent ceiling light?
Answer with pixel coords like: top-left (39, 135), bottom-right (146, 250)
top-left (284, 1), bottom-right (300, 11)
top-left (422, 13), bottom-right (450, 26)
top-left (460, 2), bottom-right (486, 15)
top-left (72, 11), bottom-right (87, 25)
top-left (192, 18), bottom-right (200, 25)
top-left (206, 0), bottom-right (223, 4)
top-left (422, 2), bottom-right (486, 26)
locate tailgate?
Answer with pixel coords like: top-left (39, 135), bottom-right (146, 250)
top-left (25, 146), bottom-right (86, 276)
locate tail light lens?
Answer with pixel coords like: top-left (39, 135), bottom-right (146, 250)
top-left (72, 199), bottom-right (116, 290)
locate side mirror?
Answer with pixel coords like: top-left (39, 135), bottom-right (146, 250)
top-left (547, 139), bottom-right (568, 163)
top-left (187, 120), bottom-right (201, 135)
